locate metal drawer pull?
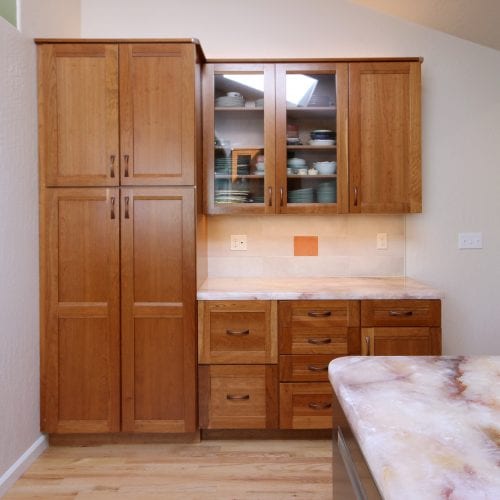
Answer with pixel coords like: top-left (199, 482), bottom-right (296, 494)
top-left (307, 338), bottom-right (332, 345)
top-left (280, 186), bottom-right (284, 207)
top-left (309, 402), bottom-right (331, 410)
top-left (226, 394), bottom-right (250, 401)
top-left (124, 196), bottom-right (130, 219)
top-left (308, 310), bottom-right (332, 318)
top-left (110, 197), bottom-right (115, 219)
top-left (308, 364), bottom-right (329, 372)
top-left (389, 310), bottom-right (413, 317)
top-left (226, 329), bottom-right (250, 336)
top-left (365, 336), bottom-right (371, 356)
top-left (268, 187), bottom-right (272, 207)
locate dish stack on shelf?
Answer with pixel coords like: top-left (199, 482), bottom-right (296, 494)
top-left (288, 187), bottom-right (314, 204)
top-left (287, 123), bottom-right (301, 145)
top-left (215, 156), bottom-right (250, 175)
top-left (309, 129), bottom-right (336, 146)
top-left (215, 189), bottom-right (250, 204)
top-left (254, 155), bottom-right (265, 175)
top-left (316, 181), bottom-right (337, 203)
top-left (215, 92), bottom-right (245, 108)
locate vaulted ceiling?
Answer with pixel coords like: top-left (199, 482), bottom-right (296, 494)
top-left (350, 0), bottom-right (500, 51)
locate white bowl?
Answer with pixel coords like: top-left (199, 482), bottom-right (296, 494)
top-left (287, 157), bottom-right (306, 166)
top-left (314, 161), bottom-right (337, 174)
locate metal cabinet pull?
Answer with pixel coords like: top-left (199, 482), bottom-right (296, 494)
top-left (124, 196), bottom-right (130, 219)
top-left (124, 154), bottom-right (130, 177)
top-left (308, 402), bottom-right (331, 410)
top-left (308, 364), bottom-right (329, 372)
top-left (110, 155), bottom-right (116, 178)
top-left (354, 186), bottom-right (358, 207)
top-left (268, 187), bottom-right (272, 207)
top-left (226, 329), bottom-right (250, 336)
top-left (389, 310), bottom-right (413, 317)
top-left (307, 338), bottom-right (332, 345)
top-left (280, 187), bottom-right (284, 207)
top-left (308, 310), bottom-right (332, 318)
top-left (365, 336), bottom-right (371, 355)
top-left (110, 197), bottom-right (116, 219)
top-left (226, 394), bottom-right (250, 401)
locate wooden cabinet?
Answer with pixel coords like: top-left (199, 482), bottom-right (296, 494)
top-left (349, 62), bottom-right (421, 213)
top-left (198, 301), bottom-right (278, 429)
top-left (203, 59), bottom-right (421, 215)
top-left (121, 188), bottom-right (196, 432)
top-left (361, 300), bottom-right (441, 355)
top-left (40, 188), bottom-right (120, 433)
top-left (278, 300), bottom-right (360, 429)
top-left (39, 42), bottom-right (198, 187)
top-left (38, 40), bottom-right (202, 435)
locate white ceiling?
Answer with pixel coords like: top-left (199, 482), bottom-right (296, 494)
top-left (350, 0), bottom-right (500, 51)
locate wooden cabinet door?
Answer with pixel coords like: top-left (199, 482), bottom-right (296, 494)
top-left (362, 327), bottom-right (442, 356)
top-left (349, 62), bottom-right (421, 213)
top-left (38, 44), bottom-right (119, 187)
top-left (120, 44), bottom-right (196, 186)
top-left (41, 188), bottom-right (120, 433)
top-left (121, 187), bottom-right (196, 432)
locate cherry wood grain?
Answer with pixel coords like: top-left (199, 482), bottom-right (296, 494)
top-left (348, 61), bottom-right (421, 213)
top-left (121, 187), bottom-right (196, 433)
top-left (38, 44), bottom-right (119, 187)
top-left (120, 44), bottom-right (196, 186)
top-left (361, 299), bottom-right (441, 327)
top-left (40, 188), bottom-right (120, 433)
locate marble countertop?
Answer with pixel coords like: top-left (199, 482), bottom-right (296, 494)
top-left (329, 356), bottom-right (500, 500)
top-left (197, 277), bottom-right (442, 300)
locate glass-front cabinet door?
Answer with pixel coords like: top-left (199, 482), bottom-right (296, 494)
top-left (275, 63), bottom-right (348, 213)
top-left (203, 63), bottom-right (275, 214)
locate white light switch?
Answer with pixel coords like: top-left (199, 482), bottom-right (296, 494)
top-left (376, 233), bottom-right (387, 249)
top-left (230, 234), bottom-right (247, 251)
top-left (458, 232), bottom-right (483, 249)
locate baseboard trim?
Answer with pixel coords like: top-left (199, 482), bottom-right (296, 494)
top-left (0, 434), bottom-right (48, 497)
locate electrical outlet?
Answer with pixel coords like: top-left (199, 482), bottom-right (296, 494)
top-left (230, 234), bottom-right (247, 251)
top-left (376, 233), bottom-right (388, 249)
top-left (458, 232), bottom-right (482, 249)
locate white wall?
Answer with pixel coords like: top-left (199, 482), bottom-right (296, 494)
top-left (18, 0), bottom-right (80, 37)
top-left (0, 17), bottom-right (44, 486)
top-left (79, 0), bottom-right (500, 355)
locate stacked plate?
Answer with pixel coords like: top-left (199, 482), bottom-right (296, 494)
top-left (309, 129), bottom-right (336, 146)
top-left (316, 181), bottom-right (337, 203)
top-left (215, 189), bottom-right (250, 204)
top-left (215, 95), bottom-right (245, 107)
top-left (288, 187), bottom-right (314, 204)
top-left (215, 157), bottom-right (250, 175)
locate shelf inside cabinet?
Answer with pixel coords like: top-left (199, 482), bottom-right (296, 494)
top-left (287, 145), bottom-right (337, 150)
top-left (287, 106), bottom-right (337, 119)
top-left (214, 175), bottom-right (266, 179)
top-left (287, 174), bottom-right (337, 179)
top-left (215, 107), bottom-right (264, 112)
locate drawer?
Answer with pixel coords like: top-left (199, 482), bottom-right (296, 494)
top-left (280, 354), bottom-right (336, 382)
top-left (198, 301), bottom-right (277, 364)
top-left (279, 301), bottom-right (360, 355)
top-left (279, 382), bottom-right (337, 429)
top-left (198, 365), bottom-right (278, 429)
top-left (361, 300), bottom-right (441, 327)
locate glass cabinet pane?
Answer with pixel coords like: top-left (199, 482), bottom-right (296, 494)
top-left (213, 72), bottom-right (266, 206)
top-left (285, 72), bottom-right (338, 206)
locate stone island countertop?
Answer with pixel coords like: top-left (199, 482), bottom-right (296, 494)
top-left (329, 356), bottom-right (500, 500)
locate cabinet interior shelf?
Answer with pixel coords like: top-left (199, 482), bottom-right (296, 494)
top-left (214, 174), bottom-right (265, 179)
top-left (287, 174), bottom-right (337, 179)
top-left (287, 145), bottom-right (337, 150)
top-left (215, 107), bottom-right (264, 112)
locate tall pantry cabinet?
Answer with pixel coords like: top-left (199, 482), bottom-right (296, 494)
top-left (37, 40), bottom-right (204, 434)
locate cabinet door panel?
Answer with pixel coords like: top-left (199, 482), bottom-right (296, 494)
top-left (38, 44), bottom-right (119, 187)
top-left (120, 44), bottom-right (196, 185)
top-left (41, 188), bottom-right (120, 433)
top-left (349, 62), bottom-right (421, 213)
top-left (121, 187), bottom-right (196, 432)
top-left (362, 327), bottom-right (441, 356)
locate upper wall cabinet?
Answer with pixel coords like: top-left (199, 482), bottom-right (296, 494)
top-left (38, 43), bottom-right (198, 187)
top-left (348, 62), bottom-right (421, 213)
top-left (203, 59), bottom-right (422, 215)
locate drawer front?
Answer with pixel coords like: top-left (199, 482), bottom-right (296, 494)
top-left (198, 301), bottom-right (277, 364)
top-left (199, 365), bottom-right (278, 429)
top-left (280, 355), bottom-right (336, 382)
top-left (361, 300), bottom-right (441, 327)
top-left (279, 382), bottom-right (336, 429)
top-left (279, 301), bottom-right (360, 355)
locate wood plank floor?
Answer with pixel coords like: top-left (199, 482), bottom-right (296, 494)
top-left (5, 440), bottom-right (332, 499)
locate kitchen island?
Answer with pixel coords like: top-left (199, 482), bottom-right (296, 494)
top-left (329, 356), bottom-right (500, 499)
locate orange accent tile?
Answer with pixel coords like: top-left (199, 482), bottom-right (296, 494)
top-left (294, 236), bottom-right (318, 256)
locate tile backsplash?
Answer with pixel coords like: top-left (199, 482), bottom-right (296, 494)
top-left (207, 214), bottom-right (405, 278)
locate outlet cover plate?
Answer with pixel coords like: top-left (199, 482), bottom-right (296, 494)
top-left (376, 233), bottom-right (388, 249)
top-left (230, 234), bottom-right (247, 251)
top-left (458, 232), bottom-right (482, 249)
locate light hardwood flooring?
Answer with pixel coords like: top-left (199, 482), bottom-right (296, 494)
top-left (5, 440), bottom-right (332, 499)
